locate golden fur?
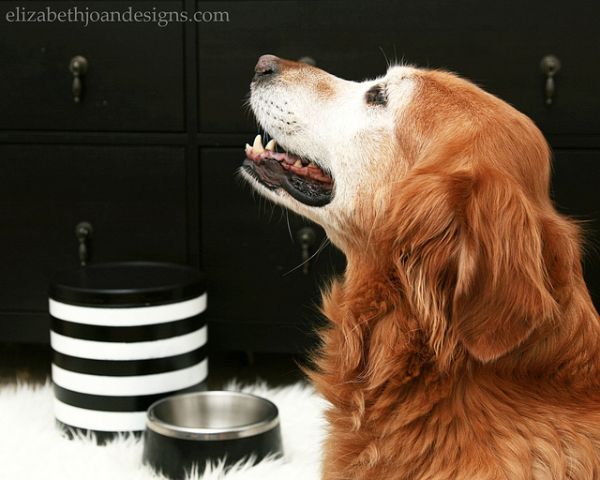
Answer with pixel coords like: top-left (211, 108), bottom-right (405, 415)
top-left (246, 59), bottom-right (600, 479)
top-left (309, 70), bottom-right (600, 480)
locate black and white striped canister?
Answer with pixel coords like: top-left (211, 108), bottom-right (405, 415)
top-left (49, 262), bottom-right (207, 437)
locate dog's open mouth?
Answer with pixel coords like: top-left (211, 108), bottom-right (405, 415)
top-left (242, 135), bottom-right (334, 207)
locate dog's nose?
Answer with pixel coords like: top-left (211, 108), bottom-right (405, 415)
top-left (254, 54), bottom-right (280, 80)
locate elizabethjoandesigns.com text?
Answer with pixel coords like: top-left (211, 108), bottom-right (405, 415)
top-left (4, 6), bottom-right (230, 27)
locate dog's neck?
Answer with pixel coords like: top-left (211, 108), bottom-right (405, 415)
top-left (313, 251), bottom-right (600, 409)
top-left (311, 253), bottom-right (454, 420)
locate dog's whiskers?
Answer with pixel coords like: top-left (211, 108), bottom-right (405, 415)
top-left (285, 210), bottom-right (293, 242)
top-left (282, 236), bottom-right (330, 277)
top-left (378, 46), bottom-right (391, 68)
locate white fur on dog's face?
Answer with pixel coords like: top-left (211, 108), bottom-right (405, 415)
top-left (242, 59), bottom-right (416, 247)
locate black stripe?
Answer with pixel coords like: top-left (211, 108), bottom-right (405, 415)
top-left (50, 313), bottom-right (205, 342)
top-left (54, 381), bottom-right (208, 412)
top-left (53, 345), bottom-right (207, 376)
top-left (56, 420), bottom-right (144, 443)
top-left (56, 420), bottom-right (144, 444)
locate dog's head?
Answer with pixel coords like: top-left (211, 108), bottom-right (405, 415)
top-left (242, 54), bottom-right (415, 247)
top-left (242, 55), bottom-right (579, 363)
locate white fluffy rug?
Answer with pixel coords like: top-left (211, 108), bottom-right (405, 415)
top-left (0, 381), bottom-right (328, 480)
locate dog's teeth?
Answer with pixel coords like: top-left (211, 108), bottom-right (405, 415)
top-left (294, 159), bottom-right (303, 167)
top-left (253, 134), bottom-right (264, 154)
top-left (308, 161), bottom-right (316, 167)
top-left (245, 143), bottom-right (252, 151)
top-left (265, 139), bottom-right (276, 151)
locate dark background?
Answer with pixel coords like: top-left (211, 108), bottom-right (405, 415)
top-left (0, 0), bottom-right (598, 362)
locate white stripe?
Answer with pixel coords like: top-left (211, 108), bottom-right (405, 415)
top-left (49, 293), bottom-right (207, 326)
top-left (52, 359), bottom-right (208, 396)
top-left (54, 399), bottom-right (147, 431)
top-left (50, 325), bottom-right (207, 360)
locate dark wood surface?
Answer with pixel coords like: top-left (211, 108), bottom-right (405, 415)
top-left (197, 0), bottom-right (600, 135)
top-left (0, 0), bottom-right (185, 131)
top-left (0, 0), bottom-right (598, 352)
top-left (0, 145), bottom-right (188, 313)
top-left (552, 150), bottom-right (600, 307)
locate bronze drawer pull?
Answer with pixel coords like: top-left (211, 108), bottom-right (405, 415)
top-left (296, 226), bottom-right (316, 275)
top-left (540, 54), bottom-right (561, 106)
top-left (75, 221), bottom-right (93, 266)
top-left (69, 55), bottom-right (88, 103)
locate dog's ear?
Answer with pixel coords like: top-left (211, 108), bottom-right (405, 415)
top-left (389, 168), bottom-right (558, 363)
top-left (451, 172), bottom-right (558, 362)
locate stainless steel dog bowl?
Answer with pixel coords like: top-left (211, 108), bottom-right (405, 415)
top-left (143, 391), bottom-right (283, 479)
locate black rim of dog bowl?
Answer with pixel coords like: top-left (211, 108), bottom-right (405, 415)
top-left (146, 391), bottom-right (280, 441)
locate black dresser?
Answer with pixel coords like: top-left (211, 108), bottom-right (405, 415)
top-left (0, 0), bottom-right (598, 353)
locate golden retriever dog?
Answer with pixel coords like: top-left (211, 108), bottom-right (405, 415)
top-left (241, 54), bottom-right (600, 479)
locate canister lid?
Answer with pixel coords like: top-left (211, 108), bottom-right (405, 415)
top-left (49, 261), bottom-right (206, 307)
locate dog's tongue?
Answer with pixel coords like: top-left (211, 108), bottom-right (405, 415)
top-left (244, 135), bottom-right (332, 184)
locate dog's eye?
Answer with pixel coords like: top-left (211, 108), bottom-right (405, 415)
top-left (365, 84), bottom-right (387, 106)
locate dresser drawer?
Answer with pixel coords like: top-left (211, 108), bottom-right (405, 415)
top-left (0, 145), bottom-right (188, 314)
top-left (197, 0), bottom-right (599, 136)
top-left (0, 0), bottom-right (184, 131)
top-left (552, 150), bottom-right (600, 309)
top-left (200, 148), bottom-right (345, 350)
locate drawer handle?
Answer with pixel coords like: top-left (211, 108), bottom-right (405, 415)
top-left (69, 55), bottom-right (88, 103)
top-left (296, 227), bottom-right (317, 275)
top-left (540, 54), bottom-right (561, 106)
top-left (75, 221), bottom-right (93, 266)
